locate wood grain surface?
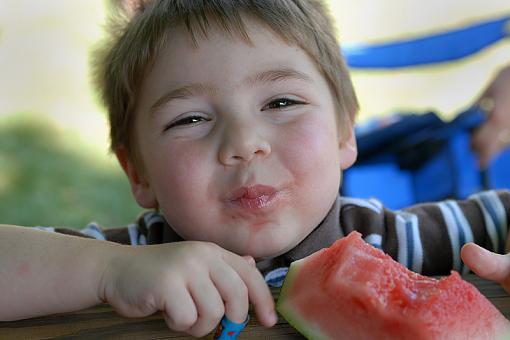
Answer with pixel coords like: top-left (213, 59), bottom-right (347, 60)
top-left (1, 275), bottom-right (508, 339)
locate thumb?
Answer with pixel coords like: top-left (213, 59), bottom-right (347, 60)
top-left (242, 255), bottom-right (256, 267)
top-left (461, 243), bottom-right (510, 283)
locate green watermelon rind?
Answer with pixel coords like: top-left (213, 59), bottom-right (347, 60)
top-left (277, 258), bottom-right (328, 340)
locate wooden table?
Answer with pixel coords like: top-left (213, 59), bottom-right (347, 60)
top-left (1, 275), bottom-right (509, 339)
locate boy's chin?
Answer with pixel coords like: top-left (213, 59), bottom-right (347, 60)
top-left (242, 237), bottom-right (305, 261)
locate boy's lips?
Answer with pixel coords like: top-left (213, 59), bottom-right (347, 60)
top-left (227, 185), bottom-right (281, 211)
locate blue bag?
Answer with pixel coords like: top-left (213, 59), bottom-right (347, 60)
top-left (342, 107), bottom-right (510, 209)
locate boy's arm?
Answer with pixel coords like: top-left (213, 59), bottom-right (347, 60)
top-left (0, 225), bottom-right (276, 336)
top-left (0, 224), bottom-right (120, 321)
top-left (405, 190), bottom-right (510, 274)
top-left (340, 189), bottom-right (510, 275)
top-left (458, 190), bottom-right (510, 292)
top-left (46, 211), bottom-right (177, 246)
top-left (401, 189), bottom-right (510, 275)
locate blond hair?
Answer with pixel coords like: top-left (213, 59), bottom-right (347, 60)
top-left (93, 0), bottom-right (358, 162)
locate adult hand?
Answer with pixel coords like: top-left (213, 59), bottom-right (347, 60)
top-left (471, 65), bottom-right (510, 168)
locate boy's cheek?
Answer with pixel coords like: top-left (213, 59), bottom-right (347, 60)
top-left (279, 122), bottom-right (340, 171)
top-left (146, 147), bottom-right (210, 201)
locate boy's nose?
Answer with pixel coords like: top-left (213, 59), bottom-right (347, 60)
top-left (218, 120), bottom-right (271, 166)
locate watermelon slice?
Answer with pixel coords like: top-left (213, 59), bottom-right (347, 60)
top-left (277, 231), bottom-right (510, 340)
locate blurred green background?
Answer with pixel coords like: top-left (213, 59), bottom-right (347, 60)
top-left (0, 0), bottom-right (140, 228)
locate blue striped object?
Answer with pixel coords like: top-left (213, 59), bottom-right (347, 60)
top-left (395, 211), bottom-right (423, 273)
top-left (363, 233), bottom-right (383, 249)
top-left (475, 192), bottom-right (507, 253)
top-left (342, 15), bottom-right (510, 69)
top-left (481, 195), bottom-right (504, 252)
top-left (439, 201), bottom-right (475, 274)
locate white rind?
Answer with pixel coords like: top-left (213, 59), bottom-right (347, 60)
top-left (276, 257), bottom-right (329, 340)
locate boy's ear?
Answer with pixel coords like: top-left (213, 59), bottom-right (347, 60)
top-left (338, 125), bottom-right (358, 170)
top-left (115, 146), bottom-right (158, 209)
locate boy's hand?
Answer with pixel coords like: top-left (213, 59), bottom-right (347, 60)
top-left (461, 243), bottom-right (510, 292)
top-left (99, 241), bottom-right (277, 337)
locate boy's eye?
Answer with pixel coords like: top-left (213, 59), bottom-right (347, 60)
top-left (163, 115), bottom-right (210, 131)
top-left (263, 97), bottom-right (306, 111)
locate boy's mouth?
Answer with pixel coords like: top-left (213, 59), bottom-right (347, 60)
top-left (227, 185), bottom-right (280, 210)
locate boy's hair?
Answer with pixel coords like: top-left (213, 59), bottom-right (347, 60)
top-left (93, 0), bottom-right (359, 163)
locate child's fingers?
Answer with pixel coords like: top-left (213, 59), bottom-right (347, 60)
top-left (210, 261), bottom-right (250, 324)
top-left (243, 255), bottom-right (256, 267)
top-left (461, 243), bottom-right (510, 283)
top-left (161, 284), bottom-right (198, 332)
top-left (186, 280), bottom-right (225, 338)
top-left (222, 252), bottom-right (277, 328)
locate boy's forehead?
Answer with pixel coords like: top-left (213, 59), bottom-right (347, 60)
top-left (163, 15), bottom-right (288, 54)
top-left (149, 19), bottom-right (318, 86)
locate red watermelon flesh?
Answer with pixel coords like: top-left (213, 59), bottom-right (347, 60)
top-left (277, 231), bottom-right (510, 340)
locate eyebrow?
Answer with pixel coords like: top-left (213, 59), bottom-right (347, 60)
top-left (244, 67), bottom-right (314, 88)
top-left (150, 83), bottom-right (213, 115)
top-left (150, 67), bottom-right (314, 115)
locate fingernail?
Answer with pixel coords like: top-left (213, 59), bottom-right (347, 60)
top-left (270, 312), bottom-right (278, 325)
top-left (243, 255), bottom-right (256, 267)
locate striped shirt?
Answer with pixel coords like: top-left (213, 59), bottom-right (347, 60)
top-left (48, 189), bottom-right (510, 287)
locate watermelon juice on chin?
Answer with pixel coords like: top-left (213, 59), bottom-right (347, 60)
top-left (277, 231), bottom-right (510, 340)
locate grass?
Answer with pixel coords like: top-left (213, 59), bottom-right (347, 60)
top-left (0, 1), bottom-right (143, 229)
top-left (0, 114), bottom-right (140, 228)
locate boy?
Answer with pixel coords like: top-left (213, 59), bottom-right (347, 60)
top-left (1, 0), bottom-right (509, 338)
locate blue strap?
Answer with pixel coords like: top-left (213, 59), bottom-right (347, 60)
top-left (342, 15), bottom-right (510, 69)
top-left (214, 315), bottom-right (249, 339)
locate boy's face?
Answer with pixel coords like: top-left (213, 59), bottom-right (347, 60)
top-left (120, 18), bottom-right (357, 259)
